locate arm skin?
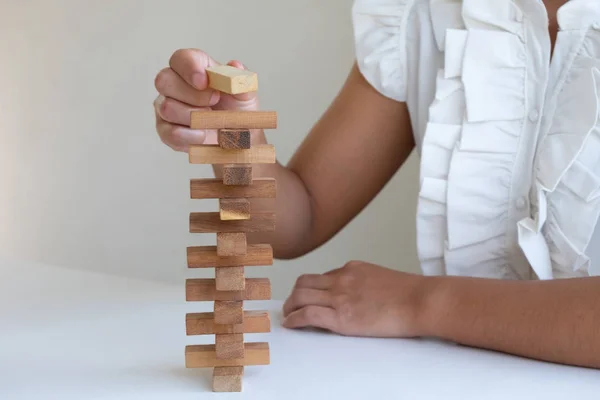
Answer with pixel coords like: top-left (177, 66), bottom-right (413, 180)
top-left (282, 262), bottom-right (600, 370)
top-left (421, 275), bottom-right (600, 369)
top-left (153, 50), bottom-right (414, 259)
top-left (246, 62), bottom-right (415, 258)
top-left (155, 49), bottom-right (600, 370)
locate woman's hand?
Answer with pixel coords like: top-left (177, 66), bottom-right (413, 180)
top-left (282, 261), bottom-right (429, 338)
top-left (153, 48), bottom-right (260, 152)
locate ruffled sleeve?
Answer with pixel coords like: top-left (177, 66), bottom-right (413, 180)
top-left (351, 0), bottom-right (416, 102)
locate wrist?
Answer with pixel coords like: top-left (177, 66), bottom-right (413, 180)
top-left (413, 275), bottom-right (451, 338)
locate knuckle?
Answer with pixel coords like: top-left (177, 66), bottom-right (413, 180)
top-left (333, 293), bottom-right (350, 310)
top-left (287, 290), bottom-right (300, 306)
top-left (334, 296), bottom-right (353, 321)
top-left (295, 274), bottom-right (310, 287)
top-left (337, 273), bottom-right (355, 289)
top-left (171, 48), bottom-right (209, 72)
top-left (292, 289), bottom-right (307, 304)
top-left (170, 48), bottom-right (191, 63)
top-left (154, 68), bottom-right (171, 92)
top-left (343, 260), bottom-right (361, 270)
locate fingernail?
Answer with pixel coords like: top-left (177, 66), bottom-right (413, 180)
top-left (229, 60), bottom-right (245, 70)
top-left (209, 91), bottom-right (219, 105)
top-left (192, 72), bottom-right (206, 89)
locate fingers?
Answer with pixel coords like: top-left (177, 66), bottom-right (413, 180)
top-left (294, 274), bottom-right (334, 290)
top-left (155, 95), bottom-right (209, 126)
top-left (323, 266), bottom-right (345, 276)
top-left (155, 68), bottom-right (219, 107)
top-left (282, 288), bottom-right (333, 317)
top-left (282, 306), bottom-right (338, 332)
top-left (155, 108), bottom-right (207, 152)
top-left (169, 48), bottom-right (219, 90)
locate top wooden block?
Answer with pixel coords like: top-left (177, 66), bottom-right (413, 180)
top-left (207, 65), bottom-right (258, 95)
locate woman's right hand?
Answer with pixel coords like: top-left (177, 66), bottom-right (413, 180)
top-left (153, 49), bottom-right (260, 152)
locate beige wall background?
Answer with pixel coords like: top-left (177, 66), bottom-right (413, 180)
top-left (0, 0), bottom-right (420, 299)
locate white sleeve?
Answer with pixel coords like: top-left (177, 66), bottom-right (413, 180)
top-left (351, 0), bottom-right (415, 102)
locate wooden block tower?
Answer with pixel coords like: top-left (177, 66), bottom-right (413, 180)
top-left (184, 65), bottom-right (277, 392)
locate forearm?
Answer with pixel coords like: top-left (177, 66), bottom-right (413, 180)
top-left (210, 129), bottom-right (314, 259)
top-left (421, 275), bottom-right (600, 368)
top-left (211, 63), bottom-right (415, 260)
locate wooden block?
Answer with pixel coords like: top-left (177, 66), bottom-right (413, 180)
top-left (190, 178), bottom-right (276, 199)
top-left (223, 164), bottom-right (252, 186)
top-left (186, 311), bottom-right (271, 335)
top-left (186, 343), bottom-right (270, 368)
top-left (215, 334), bottom-right (244, 359)
top-left (186, 278), bottom-right (271, 301)
top-left (217, 233), bottom-right (247, 257)
top-left (187, 245), bottom-right (273, 268)
top-left (190, 212), bottom-right (275, 233)
top-left (207, 65), bottom-right (258, 95)
top-left (213, 366), bottom-right (243, 392)
top-left (216, 266), bottom-right (245, 291)
top-left (218, 129), bottom-right (251, 149)
top-left (190, 111), bottom-right (277, 130)
top-left (214, 301), bottom-right (243, 324)
top-left (219, 199), bottom-right (250, 220)
top-left (189, 145), bottom-right (275, 165)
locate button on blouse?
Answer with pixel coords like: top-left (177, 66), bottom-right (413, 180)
top-left (352, 0), bottom-right (600, 279)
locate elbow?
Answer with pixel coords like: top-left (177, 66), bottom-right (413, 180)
top-left (271, 222), bottom-right (324, 261)
top-left (272, 237), bottom-right (318, 261)
top-left (273, 251), bottom-right (303, 261)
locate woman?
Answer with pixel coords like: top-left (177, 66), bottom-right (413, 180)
top-left (153, 0), bottom-right (600, 369)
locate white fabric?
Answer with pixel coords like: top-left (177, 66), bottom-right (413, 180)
top-left (352, 0), bottom-right (600, 279)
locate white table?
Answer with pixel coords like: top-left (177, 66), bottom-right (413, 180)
top-left (1, 259), bottom-right (599, 400)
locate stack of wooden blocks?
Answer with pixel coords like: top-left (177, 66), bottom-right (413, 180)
top-left (183, 65), bottom-right (278, 392)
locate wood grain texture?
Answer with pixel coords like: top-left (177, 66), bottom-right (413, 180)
top-left (186, 311), bottom-right (270, 335)
top-left (189, 145), bottom-right (275, 165)
top-left (207, 65), bottom-right (258, 95)
top-left (219, 199), bottom-right (250, 220)
top-left (214, 301), bottom-right (243, 324)
top-left (217, 233), bottom-right (247, 257)
top-left (190, 111), bottom-right (277, 130)
top-left (216, 266), bottom-right (245, 291)
top-left (187, 245), bottom-right (273, 268)
top-left (212, 366), bottom-right (243, 392)
top-left (186, 278), bottom-right (271, 301)
top-left (218, 129), bottom-right (251, 149)
top-left (223, 164), bottom-right (252, 185)
top-left (186, 343), bottom-right (270, 368)
top-left (215, 334), bottom-right (244, 359)
top-left (190, 212), bottom-right (275, 233)
top-left (190, 178), bottom-right (275, 199)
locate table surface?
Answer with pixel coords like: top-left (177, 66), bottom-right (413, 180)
top-left (1, 258), bottom-right (599, 400)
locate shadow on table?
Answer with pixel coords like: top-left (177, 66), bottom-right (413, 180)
top-left (165, 366), bottom-right (212, 391)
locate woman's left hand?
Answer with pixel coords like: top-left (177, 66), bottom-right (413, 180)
top-left (282, 261), bottom-right (430, 338)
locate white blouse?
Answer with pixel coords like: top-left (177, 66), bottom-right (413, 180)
top-left (352, 0), bottom-right (600, 279)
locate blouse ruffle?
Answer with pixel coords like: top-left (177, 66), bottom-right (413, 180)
top-left (419, 0), bottom-right (529, 279)
top-left (528, 13), bottom-right (600, 279)
top-left (352, 0), bottom-right (600, 279)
